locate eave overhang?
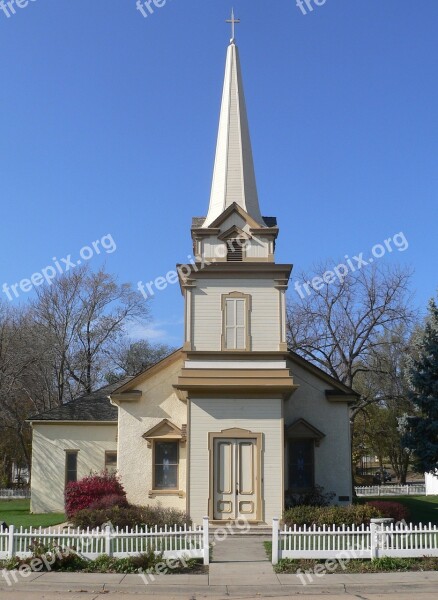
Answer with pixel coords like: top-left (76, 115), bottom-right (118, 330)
top-left (174, 367), bottom-right (297, 400)
top-left (109, 390), bottom-right (143, 403)
top-left (177, 262), bottom-right (292, 291)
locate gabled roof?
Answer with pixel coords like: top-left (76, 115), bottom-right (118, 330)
top-left (27, 377), bottom-right (133, 423)
top-left (111, 348), bottom-right (183, 394)
top-left (288, 350), bottom-right (360, 400)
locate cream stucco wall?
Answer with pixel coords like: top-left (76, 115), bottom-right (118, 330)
top-left (30, 423), bottom-right (117, 513)
top-left (189, 397), bottom-right (283, 524)
top-left (284, 360), bottom-right (352, 503)
top-left (116, 357), bottom-right (188, 511)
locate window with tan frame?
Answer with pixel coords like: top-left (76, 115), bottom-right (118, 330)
top-left (153, 441), bottom-right (179, 490)
top-left (222, 292), bottom-right (251, 350)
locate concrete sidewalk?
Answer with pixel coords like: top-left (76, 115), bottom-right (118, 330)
top-left (1, 568), bottom-right (438, 598)
top-left (1, 537), bottom-right (437, 598)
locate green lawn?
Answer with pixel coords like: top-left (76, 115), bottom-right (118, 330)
top-left (358, 495), bottom-right (438, 524)
top-left (0, 499), bottom-right (65, 529)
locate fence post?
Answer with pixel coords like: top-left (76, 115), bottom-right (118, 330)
top-left (202, 517), bottom-right (209, 566)
top-left (7, 524), bottom-right (15, 559)
top-left (272, 518), bottom-right (279, 565)
top-left (105, 526), bottom-right (112, 557)
top-left (370, 521), bottom-right (378, 559)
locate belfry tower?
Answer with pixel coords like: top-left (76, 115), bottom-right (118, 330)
top-left (175, 16), bottom-right (296, 523)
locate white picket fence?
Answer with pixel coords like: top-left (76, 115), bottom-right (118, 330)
top-left (355, 484), bottom-right (426, 497)
top-left (0, 489), bottom-right (31, 499)
top-left (272, 518), bottom-right (438, 564)
top-left (0, 518), bottom-right (209, 565)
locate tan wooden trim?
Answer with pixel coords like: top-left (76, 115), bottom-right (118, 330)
top-left (184, 390), bottom-right (289, 399)
top-left (184, 350), bottom-right (290, 359)
top-left (148, 489), bottom-right (185, 498)
top-left (175, 367), bottom-right (296, 397)
top-left (217, 225), bottom-right (250, 241)
top-left (177, 262), bottom-right (293, 279)
top-left (110, 390), bottom-right (142, 403)
top-left (208, 428), bottom-right (263, 522)
top-left (180, 368), bottom-right (293, 378)
top-left (191, 228), bottom-right (221, 236)
top-left (143, 419), bottom-right (183, 439)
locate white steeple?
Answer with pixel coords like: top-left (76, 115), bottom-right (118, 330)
top-left (203, 32), bottom-right (265, 227)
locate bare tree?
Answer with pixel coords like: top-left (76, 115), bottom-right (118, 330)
top-left (0, 304), bottom-right (47, 476)
top-left (105, 339), bottom-right (175, 383)
top-left (32, 265), bottom-right (150, 400)
top-left (287, 263), bottom-right (415, 417)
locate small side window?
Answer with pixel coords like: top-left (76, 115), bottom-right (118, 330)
top-left (105, 451), bottom-right (117, 474)
top-left (65, 451), bottom-right (78, 485)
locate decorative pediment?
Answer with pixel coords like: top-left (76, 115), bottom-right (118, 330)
top-left (208, 203), bottom-right (263, 230)
top-left (285, 419), bottom-right (325, 447)
top-left (142, 419), bottom-right (186, 448)
top-left (217, 225), bottom-right (250, 241)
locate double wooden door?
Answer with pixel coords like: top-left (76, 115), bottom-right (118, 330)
top-left (213, 438), bottom-right (258, 520)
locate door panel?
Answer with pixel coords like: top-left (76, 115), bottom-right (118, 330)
top-left (213, 438), bottom-right (257, 520)
top-left (239, 442), bottom-right (254, 494)
top-left (217, 441), bottom-right (232, 494)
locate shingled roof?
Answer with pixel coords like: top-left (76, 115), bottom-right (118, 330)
top-left (27, 377), bottom-right (133, 423)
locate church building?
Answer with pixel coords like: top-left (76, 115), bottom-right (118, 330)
top-left (29, 32), bottom-right (356, 523)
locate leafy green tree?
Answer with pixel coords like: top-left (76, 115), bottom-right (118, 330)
top-left (403, 297), bottom-right (438, 474)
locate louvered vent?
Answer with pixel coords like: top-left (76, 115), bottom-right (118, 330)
top-left (227, 239), bottom-right (243, 261)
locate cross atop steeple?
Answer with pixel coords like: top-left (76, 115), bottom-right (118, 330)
top-left (226, 8), bottom-right (240, 42)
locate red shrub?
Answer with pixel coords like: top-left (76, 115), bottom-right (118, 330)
top-left (366, 501), bottom-right (410, 523)
top-left (88, 494), bottom-right (128, 511)
top-left (65, 472), bottom-right (127, 519)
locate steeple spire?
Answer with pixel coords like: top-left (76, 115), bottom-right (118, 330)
top-left (203, 25), bottom-right (265, 227)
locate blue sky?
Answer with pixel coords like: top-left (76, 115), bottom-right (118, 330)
top-left (0, 0), bottom-right (436, 345)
